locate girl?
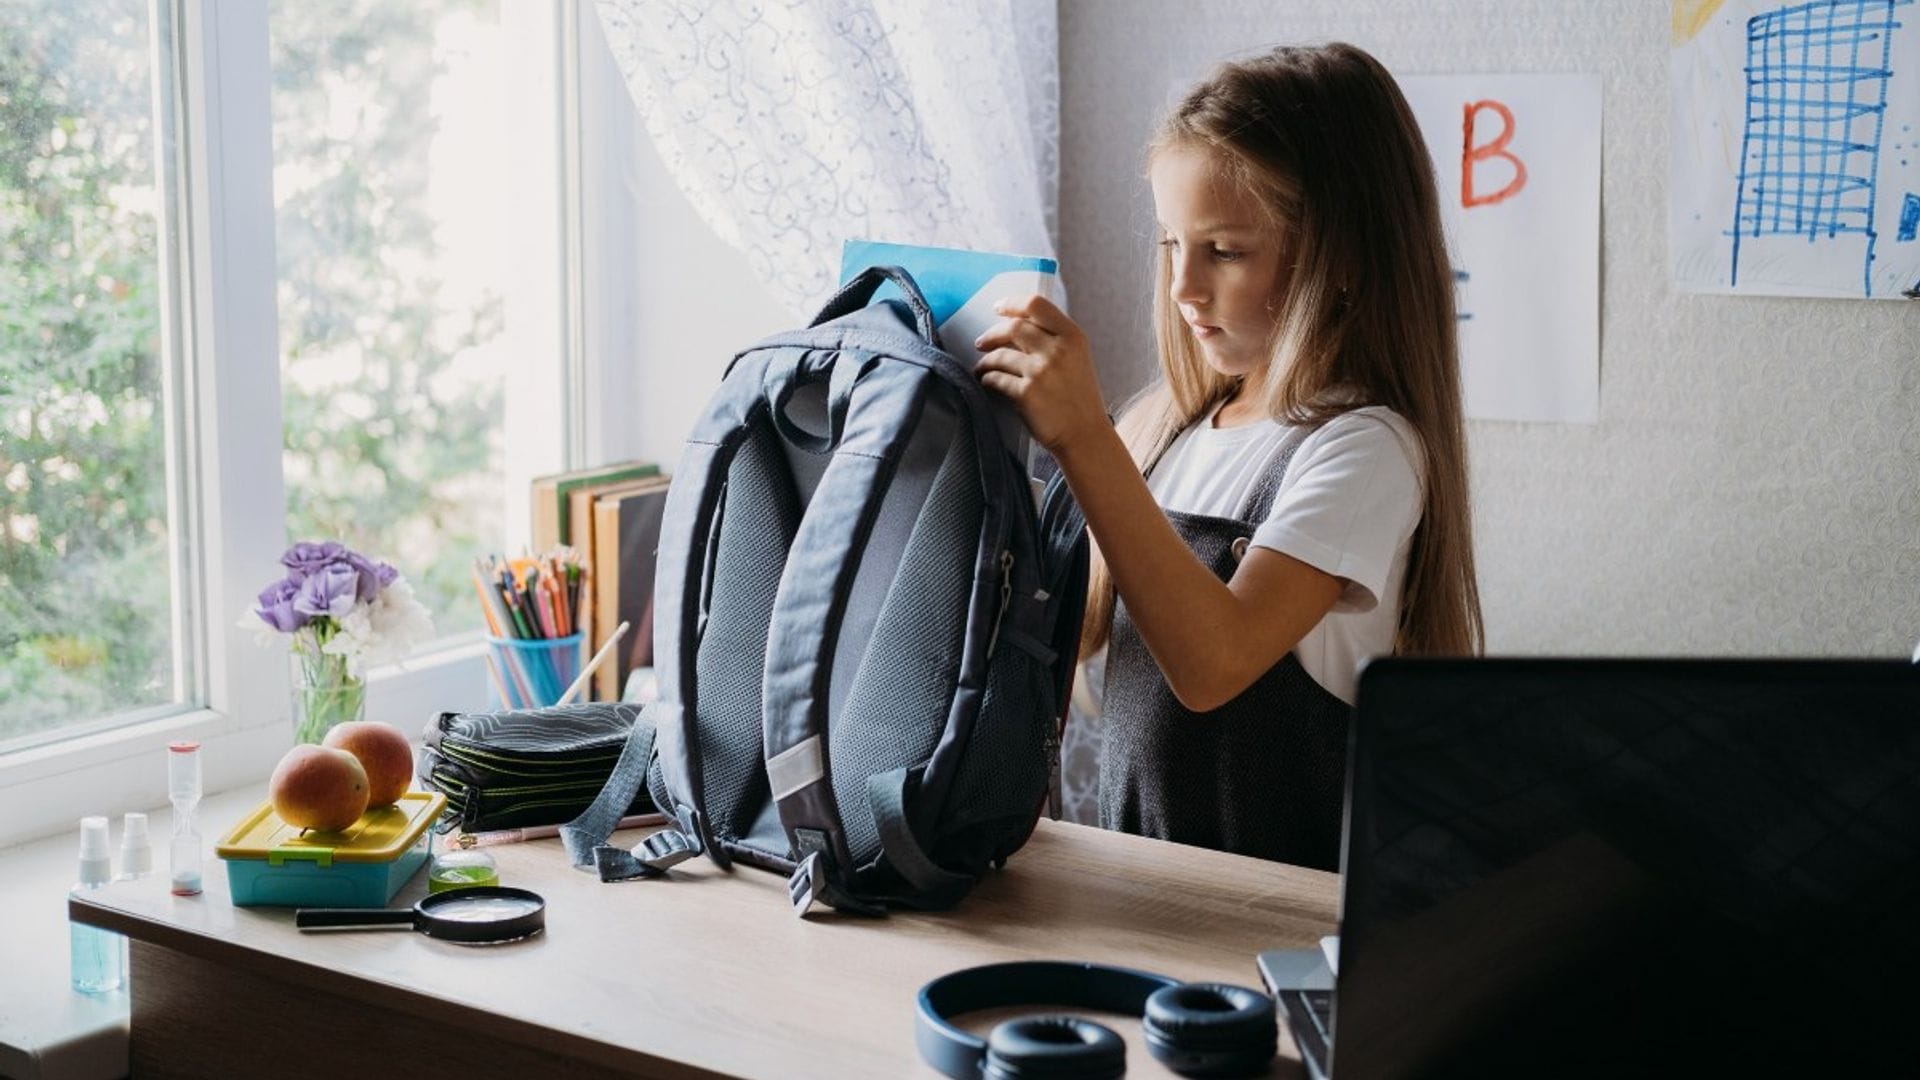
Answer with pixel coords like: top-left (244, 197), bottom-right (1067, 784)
top-left (975, 43), bottom-right (1482, 871)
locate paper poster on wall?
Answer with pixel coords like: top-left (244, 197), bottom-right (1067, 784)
top-left (1398, 74), bottom-right (1602, 424)
top-left (1671, 0), bottom-right (1920, 300)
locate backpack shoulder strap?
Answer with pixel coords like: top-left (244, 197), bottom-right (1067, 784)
top-left (762, 349), bottom-right (935, 915)
top-left (558, 713), bottom-right (697, 880)
top-left (562, 346), bottom-right (789, 874)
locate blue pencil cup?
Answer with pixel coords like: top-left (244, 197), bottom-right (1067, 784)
top-left (485, 634), bottom-right (583, 709)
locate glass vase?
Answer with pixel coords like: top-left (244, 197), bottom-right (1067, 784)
top-left (293, 678), bottom-right (366, 745)
top-left (290, 633), bottom-right (365, 744)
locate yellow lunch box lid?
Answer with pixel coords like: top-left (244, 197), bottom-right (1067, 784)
top-left (216, 790), bottom-right (447, 866)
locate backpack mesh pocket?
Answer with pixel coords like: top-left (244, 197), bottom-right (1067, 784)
top-left (928, 645), bottom-right (1054, 872)
top-left (834, 438), bottom-right (979, 864)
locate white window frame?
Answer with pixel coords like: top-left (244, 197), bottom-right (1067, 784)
top-left (572, 1), bottom-right (629, 467)
top-left (0, 0), bottom-right (607, 849)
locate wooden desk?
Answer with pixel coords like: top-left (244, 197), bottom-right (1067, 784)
top-left (69, 819), bottom-right (1338, 1079)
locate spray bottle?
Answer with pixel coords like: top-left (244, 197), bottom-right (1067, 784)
top-left (69, 816), bottom-right (125, 994)
top-left (113, 810), bottom-right (153, 974)
top-left (118, 812), bottom-right (152, 881)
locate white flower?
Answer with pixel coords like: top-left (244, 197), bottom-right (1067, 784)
top-left (320, 575), bottom-right (436, 678)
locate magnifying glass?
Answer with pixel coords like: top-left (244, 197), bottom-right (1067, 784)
top-left (295, 885), bottom-right (546, 945)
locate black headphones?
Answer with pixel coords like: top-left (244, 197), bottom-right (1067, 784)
top-left (915, 961), bottom-right (1277, 1079)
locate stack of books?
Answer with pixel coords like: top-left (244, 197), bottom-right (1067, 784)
top-left (527, 460), bottom-right (672, 702)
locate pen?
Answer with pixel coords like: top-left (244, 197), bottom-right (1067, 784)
top-left (456, 813), bottom-right (664, 848)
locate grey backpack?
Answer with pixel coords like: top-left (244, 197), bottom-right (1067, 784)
top-left (563, 266), bottom-right (1088, 914)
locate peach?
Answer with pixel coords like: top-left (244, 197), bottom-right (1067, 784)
top-left (322, 720), bottom-right (415, 808)
top-left (269, 745), bottom-right (369, 832)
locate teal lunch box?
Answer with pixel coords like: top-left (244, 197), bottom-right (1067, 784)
top-left (215, 790), bottom-right (446, 907)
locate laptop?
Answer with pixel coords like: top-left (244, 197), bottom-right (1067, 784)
top-left (1261, 657), bottom-right (1920, 1079)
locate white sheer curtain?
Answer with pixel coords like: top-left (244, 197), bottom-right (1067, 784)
top-left (592, 0), bottom-right (1060, 318)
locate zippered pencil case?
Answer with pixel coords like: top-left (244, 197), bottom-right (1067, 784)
top-left (418, 702), bottom-right (651, 833)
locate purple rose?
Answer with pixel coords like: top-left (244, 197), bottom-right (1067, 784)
top-left (281, 541), bottom-right (348, 582)
top-left (253, 576), bottom-right (308, 632)
top-left (343, 550), bottom-right (398, 603)
top-left (292, 560), bottom-right (361, 620)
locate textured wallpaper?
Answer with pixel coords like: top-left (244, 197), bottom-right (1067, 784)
top-left (1054, 0), bottom-right (1920, 824)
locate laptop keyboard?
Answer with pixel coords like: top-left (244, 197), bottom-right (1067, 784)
top-left (1298, 989), bottom-right (1333, 1042)
top-left (1279, 989), bottom-right (1334, 1076)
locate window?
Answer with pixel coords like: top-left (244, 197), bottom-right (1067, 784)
top-left (270, 0), bottom-right (520, 639)
top-left (0, 0), bottom-right (186, 748)
top-left (0, 1), bottom-right (588, 847)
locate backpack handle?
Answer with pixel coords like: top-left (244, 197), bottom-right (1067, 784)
top-left (811, 264), bottom-right (941, 344)
top-left (764, 347), bottom-right (871, 454)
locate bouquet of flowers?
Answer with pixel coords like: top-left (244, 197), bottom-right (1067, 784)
top-left (250, 541), bottom-right (435, 744)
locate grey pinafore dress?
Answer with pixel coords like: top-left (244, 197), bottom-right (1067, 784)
top-left (1098, 433), bottom-right (1353, 871)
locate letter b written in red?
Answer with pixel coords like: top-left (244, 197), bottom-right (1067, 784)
top-left (1462, 99), bottom-right (1527, 208)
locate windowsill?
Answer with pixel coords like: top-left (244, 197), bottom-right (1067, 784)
top-left (0, 781), bottom-right (271, 1079)
top-left (0, 637), bottom-right (489, 852)
top-left (0, 707), bottom-right (240, 787)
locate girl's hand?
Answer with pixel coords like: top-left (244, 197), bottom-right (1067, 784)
top-left (973, 294), bottom-right (1110, 456)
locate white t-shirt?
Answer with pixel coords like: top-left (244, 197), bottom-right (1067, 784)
top-left (1138, 403), bottom-right (1424, 705)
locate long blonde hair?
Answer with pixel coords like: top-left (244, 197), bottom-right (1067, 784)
top-left (1082, 42), bottom-right (1483, 658)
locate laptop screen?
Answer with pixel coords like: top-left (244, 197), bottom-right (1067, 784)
top-left (1334, 658), bottom-right (1920, 1078)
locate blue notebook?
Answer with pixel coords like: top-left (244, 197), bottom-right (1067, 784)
top-left (839, 240), bottom-right (1061, 471)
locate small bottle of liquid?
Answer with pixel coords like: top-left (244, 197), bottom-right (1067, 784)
top-left (429, 848), bottom-right (499, 893)
top-left (70, 816), bottom-right (125, 994)
top-left (118, 812), bottom-right (153, 880)
top-left (168, 741), bottom-right (203, 896)
top-left (116, 811), bottom-right (152, 973)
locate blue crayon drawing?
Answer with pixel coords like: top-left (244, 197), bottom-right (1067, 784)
top-left (1729, 0), bottom-right (1906, 297)
top-left (1899, 191), bottom-right (1920, 239)
top-left (1453, 268), bottom-right (1473, 321)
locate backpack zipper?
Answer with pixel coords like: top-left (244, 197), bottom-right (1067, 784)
top-left (987, 550), bottom-right (1014, 656)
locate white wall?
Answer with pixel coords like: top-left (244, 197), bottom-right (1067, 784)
top-left (1059, 0), bottom-right (1920, 657)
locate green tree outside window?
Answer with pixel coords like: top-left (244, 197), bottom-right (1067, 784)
top-left (2, 0), bottom-right (513, 744)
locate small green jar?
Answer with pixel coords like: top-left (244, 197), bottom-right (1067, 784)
top-left (427, 849), bottom-right (499, 893)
